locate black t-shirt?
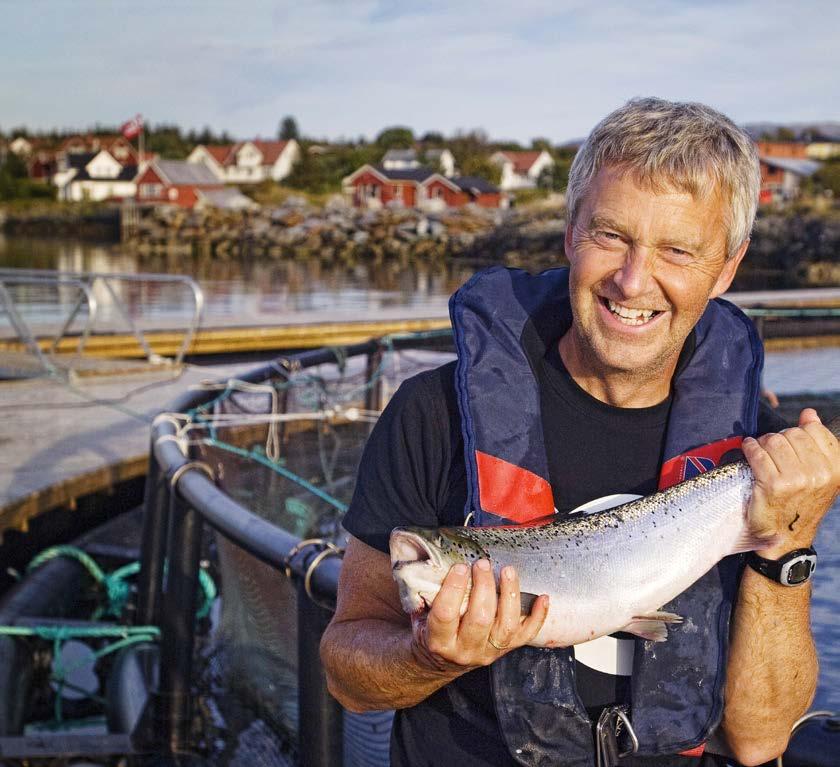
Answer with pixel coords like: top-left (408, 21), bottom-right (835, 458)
top-left (343, 343), bottom-right (787, 767)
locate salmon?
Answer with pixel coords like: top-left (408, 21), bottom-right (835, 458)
top-left (390, 419), bottom-right (839, 647)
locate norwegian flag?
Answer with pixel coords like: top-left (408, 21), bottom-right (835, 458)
top-left (120, 115), bottom-right (143, 140)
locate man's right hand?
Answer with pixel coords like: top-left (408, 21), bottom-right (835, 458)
top-left (411, 558), bottom-right (549, 672)
top-left (321, 538), bottom-right (548, 712)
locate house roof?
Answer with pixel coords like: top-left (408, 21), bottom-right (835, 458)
top-left (73, 164), bottom-right (138, 183)
top-left (382, 149), bottom-right (418, 163)
top-left (374, 165), bottom-right (436, 182)
top-left (59, 134), bottom-right (133, 154)
top-left (66, 152), bottom-right (98, 169)
top-left (196, 140), bottom-right (292, 167)
top-left (251, 140), bottom-right (291, 164)
top-left (760, 155), bottom-right (821, 177)
top-left (196, 187), bottom-right (258, 210)
top-left (497, 150), bottom-right (545, 174)
top-left (156, 160), bottom-right (221, 186)
top-left (453, 176), bottom-right (499, 194)
top-left (202, 145), bottom-right (234, 165)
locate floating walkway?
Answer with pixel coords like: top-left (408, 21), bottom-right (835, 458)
top-left (0, 316), bottom-right (452, 360)
top-left (0, 361), bottom-right (256, 538)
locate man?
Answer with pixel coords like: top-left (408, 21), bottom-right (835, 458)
top-left (320, 98), bottom-right (840, 766)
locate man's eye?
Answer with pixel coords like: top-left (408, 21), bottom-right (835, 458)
top-left (666, 247), bottom-right (692, 260)
top-left (595, 231), bottom-right (621, 241)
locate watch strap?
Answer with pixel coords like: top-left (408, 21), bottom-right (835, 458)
top-left (747, 547), bottom-right (817, 586)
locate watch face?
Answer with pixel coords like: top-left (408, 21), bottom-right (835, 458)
top-left (784, 556), bottom-right (816, 585)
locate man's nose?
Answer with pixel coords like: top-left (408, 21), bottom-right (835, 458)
top-left (612, 246), bottom-right (653, 297)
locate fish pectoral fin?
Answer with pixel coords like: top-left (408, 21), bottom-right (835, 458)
top-left (519, 591), bottom-right (540, 615)
top-left (732, 528), bottom-right (782, 555)
top-left (622, 611), bottom-right (683, 642)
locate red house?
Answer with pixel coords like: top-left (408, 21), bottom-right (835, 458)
top-left (135, 159), bottom-right (224, 208)
top-left (755, 142), bottom-right (820, 204)
top-left (343, 165), bottom-right (504, 209)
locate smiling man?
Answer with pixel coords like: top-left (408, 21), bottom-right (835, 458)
top-left (320, 98), bottom-right (840, 766)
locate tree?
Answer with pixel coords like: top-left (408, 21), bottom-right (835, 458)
top-left (420, 131), bottom-right (445, 145)
top-left (375, 126), bottom-right (414, 150)
top-left (279, 116), bottom-right (299, 141)
top-left (812, 158), bottom-right (840, 198)
top-left (531, 137), bottom-right (552, 151)
top-left (447, 129), bottom-right (500, 185)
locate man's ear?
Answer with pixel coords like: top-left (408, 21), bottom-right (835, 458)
top-left (565, 219), bottom-right (574, 255)
top-left (710, 238), bottom-right (749, 299)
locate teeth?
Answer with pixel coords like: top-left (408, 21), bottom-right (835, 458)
top-left (607, 299), bottom-right (657, 326)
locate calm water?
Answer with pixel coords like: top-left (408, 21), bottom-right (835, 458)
top-left (0, 235), bottom-right (465, 331)
top-left (3, 234), bottom-right (840, 711)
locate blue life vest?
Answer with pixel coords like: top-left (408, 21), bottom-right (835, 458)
top-left (449, 266), bottom-right (764, 766)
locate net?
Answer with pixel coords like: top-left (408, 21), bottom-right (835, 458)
top-left (166, 336), bottom-right (455, 765)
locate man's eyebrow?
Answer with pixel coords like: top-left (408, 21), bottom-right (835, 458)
top-left (587, 215), bottom-right (625, 232)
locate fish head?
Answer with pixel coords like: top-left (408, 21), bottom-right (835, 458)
top-left (389, 527), bottom-right (484, 615)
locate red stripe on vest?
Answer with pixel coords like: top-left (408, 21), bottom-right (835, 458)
top-left (658, 436), bottom-right (744, 490)
top-left (475, 450), bottom-right (554, 523)
top-left (679, 744), bottom-right (706, 757)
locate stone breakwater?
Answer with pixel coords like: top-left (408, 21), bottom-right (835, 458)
top-left (121, 200), bottom-right (840, 285)
top-left (123, 198), bottom-right (569, 267)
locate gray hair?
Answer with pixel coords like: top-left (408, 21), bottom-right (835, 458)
top-left (566, 97), bottom-right (760, 257)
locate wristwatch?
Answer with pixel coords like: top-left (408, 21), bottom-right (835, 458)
top-left (746, 547), bottom-right (817, 586)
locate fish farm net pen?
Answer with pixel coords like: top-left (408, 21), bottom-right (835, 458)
top-left (135, 336), bottom-right (456, 766)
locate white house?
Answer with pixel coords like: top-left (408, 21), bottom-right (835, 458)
top-left (9, 137), bottom-right (34, 157)
top-left (53, 150), bottom-right (138, 202)
top-left (381, 148), bottom-right (456, 177)
top-left (489, 150), bottom-right (554, 190)
top-left (187, 139), bottom-right (300, 183)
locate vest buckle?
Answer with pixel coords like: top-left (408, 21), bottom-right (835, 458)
top-left (595, 705), bottom-right (639, 767)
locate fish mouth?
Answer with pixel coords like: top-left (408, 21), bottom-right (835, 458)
top-left (389, 529), bottom-right (443, 571)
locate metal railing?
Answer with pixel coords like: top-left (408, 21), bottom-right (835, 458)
top-left (0, 268), bottom-right (204, 375)
top-left (0, 275), bottom-right (98, 375)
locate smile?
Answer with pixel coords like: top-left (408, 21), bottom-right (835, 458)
top-left (603, 298), bottom-right (663, 326)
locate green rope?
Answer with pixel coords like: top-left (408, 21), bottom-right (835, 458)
top-left (26, 546), bottom-right (217, 621)
top-left (0, 625), bottom-right (160, 640)
top-left (0, 625), bottom-right (159, 723)
top-left (204, 437), bottom-right (348, 512)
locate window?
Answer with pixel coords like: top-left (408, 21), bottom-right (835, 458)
top-left (393, 185), bottom-right (403, 201)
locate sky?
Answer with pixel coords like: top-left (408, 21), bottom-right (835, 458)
top-left (2, 0), bottom-right (839, 144)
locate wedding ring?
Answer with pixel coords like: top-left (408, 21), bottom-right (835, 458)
top-left (488, 635), bottom-right (509, 651)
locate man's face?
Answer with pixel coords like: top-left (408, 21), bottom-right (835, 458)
top-left (564, 166), bottom-right (746, 385)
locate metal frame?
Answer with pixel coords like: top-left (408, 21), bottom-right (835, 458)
top-left (0, 268), bottom-right (204, 372)
top-left (0, 275), bottom-right (98, 375)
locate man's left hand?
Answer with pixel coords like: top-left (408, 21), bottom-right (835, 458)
top-left (742, 408), bottom-right (840, 558)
